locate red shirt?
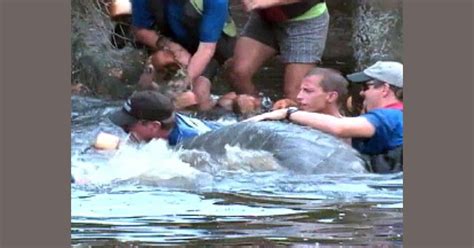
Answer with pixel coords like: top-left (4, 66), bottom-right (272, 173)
top-left (383, 102), bottom-right (404, 111)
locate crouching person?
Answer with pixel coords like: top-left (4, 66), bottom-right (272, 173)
top-left (109, 90), bottom-right (222, 146)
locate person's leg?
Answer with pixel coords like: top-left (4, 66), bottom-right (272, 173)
top-left (229, 12), bottom-right (278, 96)
top-left (277, 10), bottom-right (330, 101)
top-left (229, 37), bottom-right (276, 96)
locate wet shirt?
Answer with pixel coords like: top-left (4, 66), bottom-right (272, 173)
top-left (131, 0), bottom-right (228, 45)
top-left (352, 104), bottom-right (403, 155)
top-left (167, 113), bottom-right (222, 146)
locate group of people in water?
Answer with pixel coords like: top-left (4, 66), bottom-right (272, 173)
top-left (108, 0), bottom-right (404, 173)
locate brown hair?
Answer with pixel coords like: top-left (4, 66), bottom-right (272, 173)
top-left (305, 67), bottom-right (349, 107)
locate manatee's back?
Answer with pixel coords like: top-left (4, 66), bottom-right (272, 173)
top-left (177, 121), bottom-right (368, 174)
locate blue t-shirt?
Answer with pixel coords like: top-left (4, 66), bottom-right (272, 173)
top-left (131, 0), bottom-right (228, 45)
top-left (352, 108), bottom-right (403, 155)
top-left (167, 113), bottom-right (222, 146)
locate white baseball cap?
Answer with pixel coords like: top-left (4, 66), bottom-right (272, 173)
top-left (347, 61), bottom-right (403, 88)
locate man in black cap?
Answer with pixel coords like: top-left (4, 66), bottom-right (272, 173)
top-left (109, 90), bottom-right (222, 146)
top-left (247, 61), bottom-right (404, 173)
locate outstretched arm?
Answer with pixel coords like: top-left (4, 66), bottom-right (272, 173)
top-left (186, 42), bottom-right (216, 82)
top-left (185, 0), bottom-right (227, 82)
top-left (288, 111), bottom-right (376, 138)
top-left (246, 108), bottom-right (376, 138)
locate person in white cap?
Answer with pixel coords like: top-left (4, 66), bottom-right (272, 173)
top-left (246, 61), bottom-right (404, 173)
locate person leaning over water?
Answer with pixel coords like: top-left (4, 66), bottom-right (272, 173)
top-left (229, 0), bottom-right (329, 105)
top-left (247, 61), bottom-right (404, 173)
top-left (109, 90), bottom-right (222, 146)
top-left (131, 0), bottom-right (237, 110)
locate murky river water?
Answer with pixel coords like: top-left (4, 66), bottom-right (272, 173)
top-left (71, 0), bottom-right (404, 246)
top-left (71, 95), bottom-right (403, 247)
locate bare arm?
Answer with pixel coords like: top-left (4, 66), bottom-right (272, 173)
top-left (159, 39), bottom-right (191, 67)
top-left (246, 108), bottom-right (376, 138)
top-left (133, 27), bottom-right (191, 65)
top-left (241, 0), bottom-right (303, 11)
top-left (132, 27), bottom-right (160, 50)
top-left (186, 42), bottom-right (217, 82)
top-left (289, 111), bottom-right (376, 138)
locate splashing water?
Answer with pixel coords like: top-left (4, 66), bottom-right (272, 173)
top-left (71, 96), bottom-right (403, 246)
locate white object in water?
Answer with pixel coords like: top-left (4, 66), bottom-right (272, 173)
top-left (93, 132), bottom-right (120, 150)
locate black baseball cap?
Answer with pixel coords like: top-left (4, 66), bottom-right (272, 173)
top-left (109, 90), bottom-right (175, 127)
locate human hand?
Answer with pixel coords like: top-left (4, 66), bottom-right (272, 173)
top-left (173, 91), bottom-right (198, 110)
top-left (155, 36), bottom-right (190, 67)
top-left (244, 108), bottom-right (287, 122)
top-left (173, 49), bottom-right (191, 68)
top-left (241, 0), bottom-right (258, 12)
top-left (217, 92), bottom-right (238, 111)
top-left (272, 98), bottom-right (298, 110)
top-left (234, 94), bottom-right (260, 114)
top-left (241, 0), bottom-right (279, 12)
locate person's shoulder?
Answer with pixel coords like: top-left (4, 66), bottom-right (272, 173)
top-left (367, 108), bottom-right (403, 116)
top-left (361, 109), bottom-right (402, 122)
top-left (175, 112), bottom-right (205, 125)
top-left (361, 108), bottom-right (403, 127)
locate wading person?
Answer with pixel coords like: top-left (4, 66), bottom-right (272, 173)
top-left (247, 67), bottom-right (351, 143)
top-left (229, 0), bottom-right (329, 107)
top-left (295, 67), bottom-right (348, 118)
top-left (247, 61), bottom-right (404, 173)
top-left (109, 90), bottom-right (222, 146)
top-left (131, 0), bottom-right (237, 110)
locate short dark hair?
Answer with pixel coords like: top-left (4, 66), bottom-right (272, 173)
top-left (305, 67), bottom-right (349, 106)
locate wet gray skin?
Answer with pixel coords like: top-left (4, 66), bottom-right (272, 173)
top-left (176, 121), bottom-right (368, 174)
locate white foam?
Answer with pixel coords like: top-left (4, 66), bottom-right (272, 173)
top-left (73, 139), bottom-right (204, 185)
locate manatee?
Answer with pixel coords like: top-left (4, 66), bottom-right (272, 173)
top-left (176, 121), bottom-right (368, 174)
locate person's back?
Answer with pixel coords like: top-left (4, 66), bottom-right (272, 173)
top-left (167, 113), bottom-right (222, 145)
top-left (351, 104), bottom-right (403, 173)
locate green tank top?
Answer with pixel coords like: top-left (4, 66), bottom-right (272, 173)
top-left (290, 2), bottom-right (328, 22)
